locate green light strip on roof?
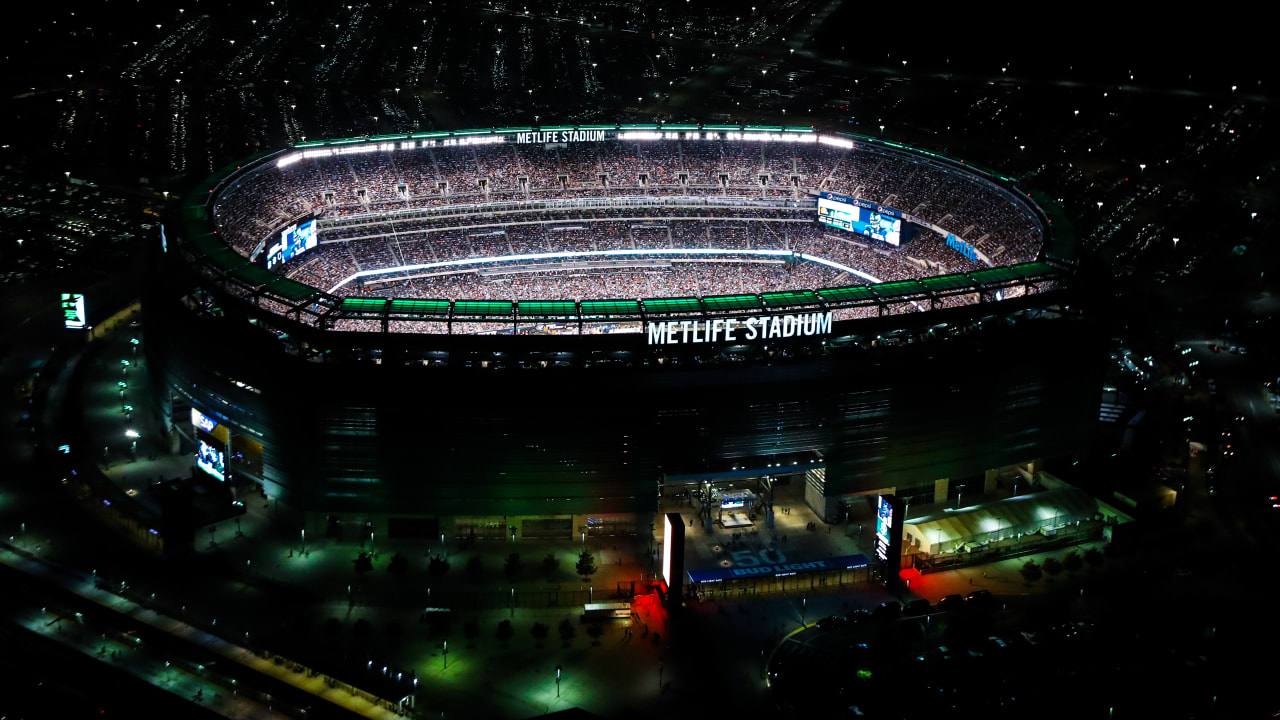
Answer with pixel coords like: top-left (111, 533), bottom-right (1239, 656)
top-left (538, 126), bottom-right (576, 131)
top-left (452, 129), bottom-right (492, 136)
top-left (701, 125), bottom-right (740, 131)
top-left (410, 131), bottom-right (449, 139)
top-left (619, 124), bottom-right (660, 130)
top-left (389, 299), bottom-right (450, 311)
top-left (341, 298), bottom-right (386, 309)
top-left (642, 298), bottom-right (702, 311)
top-left (661, 124), bottom-right (700, 130)
top-left (760, 290), bottom-right (819, 306)
top-left (494, 127), bottom-right (534, 133)
top-left (783, 127), bottom-right (814, 133)
top-left (580, 300), bottom-right (641, 315)
top-left (453, 301), bottom-right (513, 315)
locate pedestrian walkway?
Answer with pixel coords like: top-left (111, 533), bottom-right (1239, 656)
top-left (0, 544), bottom-right (405, 720)
top-left (13, 603), bottom-right (289, 719)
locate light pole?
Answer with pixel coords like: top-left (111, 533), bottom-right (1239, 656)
top-left (555, 664), bottom-right (561, 697)
top-left (442, 640), bottom-right (448, 669)
top-left (801, 597), bottom-right (806, 627)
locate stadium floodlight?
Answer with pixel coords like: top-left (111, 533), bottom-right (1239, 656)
top-left (125, 429), bottom-right (140, 439)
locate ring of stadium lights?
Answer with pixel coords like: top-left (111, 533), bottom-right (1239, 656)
top-left (181, 121), bottom-right (1064, 331)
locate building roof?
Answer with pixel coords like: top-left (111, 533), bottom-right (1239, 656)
top-left (904, 487), bottom-right (1098, 546)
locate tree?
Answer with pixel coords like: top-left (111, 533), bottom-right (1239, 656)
top-left (1043, 557), bottom-right (1063, 577)
top-left (323, 617), bottom-right (343, 640)
top-left (353, 552), bottom-right (373, 575)
top-left (531, 622), bottom-right (549, 647)
top-left (463, 619), bottom-right (480, 647)
top-left (352, 619), bottom-right (372, 641)
top-left (466, 555), bottom-right (484, 579)
top-left (428, 555), bottom-right (450, 577)
top-left (1019, 561), bottom-right (1042, 584)
top-left (495, 619), bottom-right (514, 646)
top-left (576, 550), bottom-right (597, 580)
top-left (385, 620), bottom-right (403, 639)
top-left (504, 552), bottom-right (522, 579)
top-left (1062, 551), bottom-right (1083, 572)
top-left (586, 622), bottom-right (604, 645)
top-left (388, 552), bottom-right (408, 576)
top-left (1084, 548), bottom-right (1104, 566)
top-left (542, 553), bottom-right (559, 577)
top-left (558, 618), bottom-right (576, 646)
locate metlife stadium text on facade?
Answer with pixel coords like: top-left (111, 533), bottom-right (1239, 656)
top-left (646, 311), bottom-right (833, 345)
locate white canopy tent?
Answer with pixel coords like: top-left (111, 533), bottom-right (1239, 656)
top-left (904, 486), bottom-right (1099, 555)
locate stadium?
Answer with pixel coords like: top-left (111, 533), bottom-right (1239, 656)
top-left (147, 122), bottom-right (1099, 542)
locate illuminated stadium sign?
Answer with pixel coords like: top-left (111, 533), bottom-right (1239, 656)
top-left (515, 130), bottom-right (607, 144)
top-left (875, 495), bottom-right (894, 562)
top-left (646, 311), bottom-right (832, 345)
top-left (947, 233), bottom-right (977, 261)
top-left (61, 293), bottom-right (86, 330)
top-left (874, 494), bottom-right (904, 573)
top-left (190, 408), bottom-right (218, 433)
top-left (817, 191), bottom-right (903, 246)
top-left (687, 554), bottom-right (870, 583)
top-left (663, 514), bottom-right (674, 587)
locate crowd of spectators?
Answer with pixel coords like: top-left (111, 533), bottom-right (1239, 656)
top-left (211, 138), bottom-right (1045, 266)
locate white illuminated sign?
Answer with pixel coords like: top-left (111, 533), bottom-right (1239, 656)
top-left (61, 293), bottom-right (86, 330)
top-left (662, 514), bottom-right (673, 587)
top-left (190, 408), bottom-right (217, 433)
top-left (516, 130), bottom-right (607, 144)
top-left (875, 495), bottom-right (894, 562)
top-left (646, 311), bottom-right (832, 345)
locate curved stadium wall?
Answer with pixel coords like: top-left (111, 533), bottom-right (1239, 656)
top-left (146, 123), bottom-right (1097, 535)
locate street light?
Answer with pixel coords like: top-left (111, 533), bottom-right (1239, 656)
top-left (555, 664), bottom-right (562, 697)
top-left (442, 640), bottom-right (448, 669)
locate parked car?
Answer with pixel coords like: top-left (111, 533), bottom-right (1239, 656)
top-left (939, 594), bottom-right (965, 612)
top-left (966, 589), bottom-right (994, 607)
top-left (904, 598), bottom-right (931, 617)
top-left (873, 600), bottom-right (901, 621)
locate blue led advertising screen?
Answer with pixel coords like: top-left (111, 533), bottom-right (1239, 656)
top-left (817, 192), bottom-right (903, 246)
top-left (266, 219), bottom-right (318, 269)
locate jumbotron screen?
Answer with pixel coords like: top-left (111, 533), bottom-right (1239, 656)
top-left (196, 439), bottom-right (226, 481)
top-left (266, 219), bottom-right (318, 269)
top-left (817, 191), bottom-right (902, 246)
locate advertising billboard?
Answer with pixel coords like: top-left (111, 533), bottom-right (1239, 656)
top-left (61, 293), bottom-right (87, 330)
top-left (266, 218), bottom-right (318, 269)
top-left (661, 512), bottom-right (685, 608)
top-left (874, 494), bottom-right (904, 580)
top-left (817, 191), bottom-right (902, 246)
top-left (875, 495), bottom-right (894, 562)
top-left (196, 439), bottom-right (226, 481)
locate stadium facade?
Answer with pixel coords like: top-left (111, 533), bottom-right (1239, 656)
top-left (147, 122), bottom-right (1099, 541)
